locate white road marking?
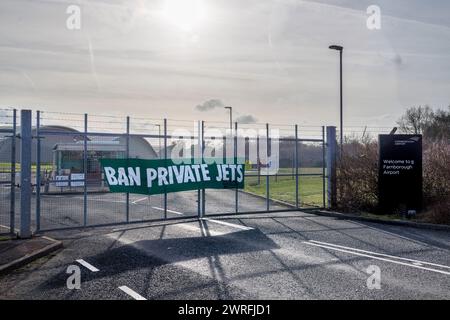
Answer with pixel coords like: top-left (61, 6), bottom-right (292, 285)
top-left (303, 241), bottom-right (450, 276)
top-left (118, 286), bottom-right (147, 300)
top-left (174, 222), bottom-right (227, 236)
top-left (76, 259), bottom-right (99, 272)
top-left (202, 218), bottom-right (253, 230)
top-left (309, 240), bottom-right (450, 270)
top-left (132, 197), bottom-right (148, 204)
top-left (152, 206), bottom-right (184, 215)
top-left (350, 221), bottom-right (438, 249)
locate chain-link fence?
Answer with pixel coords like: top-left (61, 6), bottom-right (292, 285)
top-left (0, 109), bottom-right (17, 235)
top-left (11, 110), bottom-right (329, 232)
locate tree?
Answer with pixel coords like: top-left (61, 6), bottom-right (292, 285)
top-left (424, 106), bottom-right (450, 140)
top-left (397, 105), bottom-right (434, 134)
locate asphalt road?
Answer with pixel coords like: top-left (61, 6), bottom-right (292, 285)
top-left (0, 210), bottom-right (449, 299)
top-left (0, 188), bottom-right (287, 231)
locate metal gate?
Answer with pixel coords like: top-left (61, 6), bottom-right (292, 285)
top-left (27, 110), bottom-right (330, 232)
top-left (0, 109), bottom-right (17, 235)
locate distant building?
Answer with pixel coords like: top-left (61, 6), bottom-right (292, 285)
top-left (0, 125), bottom-right (158, 180)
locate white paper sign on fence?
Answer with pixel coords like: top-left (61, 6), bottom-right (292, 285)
top-left (55, 175), bottom-right (69, 187)
top-left (70, 173), bottom-right (85, 187)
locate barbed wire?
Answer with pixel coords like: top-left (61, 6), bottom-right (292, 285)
top-left (2, 109), bottom-right (400, 136)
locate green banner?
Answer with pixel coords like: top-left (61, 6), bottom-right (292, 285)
top-left (99, 158), bottom-right (245, 195)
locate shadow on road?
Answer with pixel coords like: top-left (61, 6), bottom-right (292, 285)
top-left (37, 225), bottom-right (279, 295)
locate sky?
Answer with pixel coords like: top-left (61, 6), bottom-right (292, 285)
top-left (0, 0), bottom-right (449, 128)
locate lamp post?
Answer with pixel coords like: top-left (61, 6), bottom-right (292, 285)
top-left (329, 44), bottom-right (344, 152)
top-left (224, 106), bottom-right (232, 130)
top-left (155, 124), bottom-right (161, 158)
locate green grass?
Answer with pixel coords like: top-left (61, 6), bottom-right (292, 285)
top-left (244, 168), bottom-right (325, 207)
top-left (246, 167), bottom-right (323, 175)
top-left (0, 163), bottom-right (52, 173)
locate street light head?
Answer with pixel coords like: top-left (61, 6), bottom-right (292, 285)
top-left (329, 45), bottom-right (343, 51)
top-left (224, 106), bottom-right (232, 110)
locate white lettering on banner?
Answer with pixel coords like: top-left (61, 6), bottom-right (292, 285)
top-left (172, 165), bottom-right (185, 183)
top-left (104, 167), bottom-right (118, 185)
top-left (221, 164), bottom-right (229, 181)
top-left (128, 167), bottom-right (141, 186)
top-left (105, 164), bottom-right (245, 188)
top-left (184, 166), bottom-right (196, 183)
top-left (229, 164), bottom-right (236, 181)
top-left (200, 164), bottom-right (211, 181)
top-left (237, 165), bottom-right (243, 182)
top-left (167, 166), bottom-right (174, 184)
top-left (117, 168), bottom-right (129, 186)
top-left (192, 164), bottom-right (202, 181)
top-left (158, 167), bottom-right (169, 185)
top-left (214, 164), bottom-right (244, 182)
top-left (146, 168), bottom-right (158, 187)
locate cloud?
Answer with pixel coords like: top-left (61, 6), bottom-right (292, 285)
top-left (236, 114), bottom-right (258, 124)
top-left (196, 99), bottom-right (225, 112)
top-left (0, 0), bottom-right (449, 127)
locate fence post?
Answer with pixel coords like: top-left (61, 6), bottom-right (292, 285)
top-left (83, 113), bottom-right (88, 226)
top-left (10, 109), bottom-right (17, 234)
top-left (257, 134), bottom-right (260, 185)
top-left (266, 123), bottom-right (270, 211)
top-left (326, 126), bottom-right (337, 209)
top-left (163, 118), bottom-right (168, 219)
top-left (19, 110), bottom-right (32, 238)
top-left (295, 125), bottom-right (299, 208)
top-left (36, 111), bottom-right (41, 232)
top-left (201, 121), bottom-right (206, 217)
top-left (197, 121), bottom-right (202, 218)
top-left (234, 122), bottom-right (238, 213)
top-left (322, 126), bottom-right (326, 208)
top-left (126, 116), bottom-right (130, 223)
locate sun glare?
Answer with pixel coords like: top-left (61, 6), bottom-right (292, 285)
top-left (162, 0), bottom-right (206, 32)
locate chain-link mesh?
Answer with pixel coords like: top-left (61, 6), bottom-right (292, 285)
top-left (0, 109), bottom-right (17, 234)
top-left (29, 111), bottom-right (330, 231)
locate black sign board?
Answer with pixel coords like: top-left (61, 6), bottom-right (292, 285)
top-left (378, 134), bottom-right (422, 213)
